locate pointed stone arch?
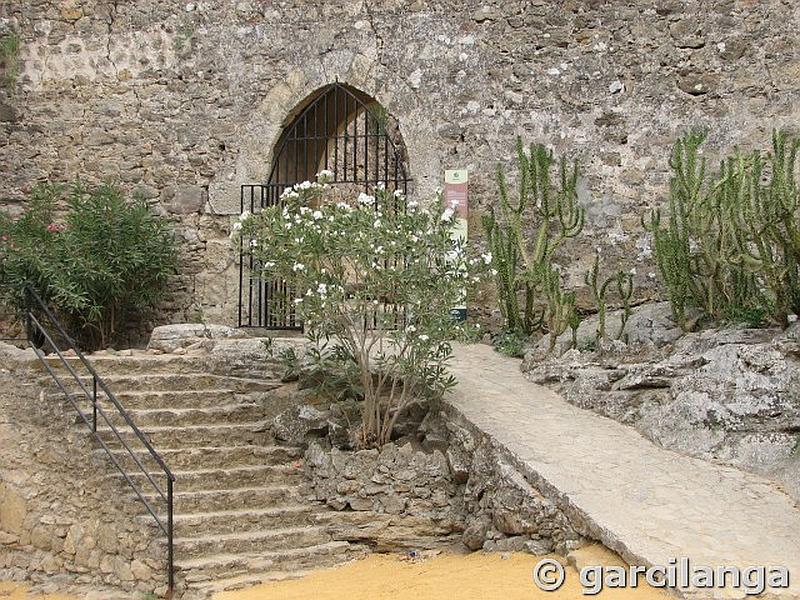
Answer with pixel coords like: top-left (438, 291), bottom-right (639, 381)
top-left (237, 82), bottom-right (412, 329)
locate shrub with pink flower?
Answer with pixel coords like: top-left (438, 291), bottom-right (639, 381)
top-left (0, 182), bottom-right (177, 349)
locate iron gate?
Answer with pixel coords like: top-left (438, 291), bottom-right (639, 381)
top-left (239, 82), bottom-right (412, 329)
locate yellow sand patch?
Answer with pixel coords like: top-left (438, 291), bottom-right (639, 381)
top-left (0, 582), bottom-right (77, 600)
top-left (214, 546), bottom-right (673, 600)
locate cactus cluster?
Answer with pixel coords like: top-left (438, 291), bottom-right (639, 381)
top-left (542, 265), bottom-right (577, 351)
top-left (483, 137), bottom-right (584, 337)
top-left (645, 129), bottom-right (800, 328)
top-left (584, 253), bottom-right (635, 343)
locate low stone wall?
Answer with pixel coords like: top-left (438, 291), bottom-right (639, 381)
top-left (304, 440), bottom-right (466, 552)
top-left (0, 347), bottom-right (166, 597)
top-left (444, 414), bottom-right (583, 555)
top-left (298, 408), bottom-right (584, 555)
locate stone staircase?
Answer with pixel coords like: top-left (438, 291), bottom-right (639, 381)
top-left (35, 350), bottom-right (364, 598)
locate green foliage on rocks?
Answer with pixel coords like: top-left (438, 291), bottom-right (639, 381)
top-left (483, 137), bottom-right (584, 339)
top-left (0, 182), bottom-right (178, 349)
top-left (645, 129), bottom-right (800, 328)
top-left (0, 33), bottom-right (19, 90)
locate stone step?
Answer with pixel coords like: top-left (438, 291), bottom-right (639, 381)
top-left (96, 423), bottom-right (266, 448)
top-left (36, 353), bottom-right (212, 375)
top-left (112, 464), bottom-right (304, 493)
top-left (140, 505), bottom-right (320, 537)
top-left (39, 373), bottom-right (281, 394)
top-left (99, 445), bottom-right (301, 471)
top-left (185, 569), bottom-right (313, 596)
top-left (172, 525), bottom-right (331, 557)
top-left (52, 389), bottom-right (242, 410)
top-left (176, 541), bottom-right (361, 584)
top-left (146, 485), bottom-right (305, 513)
top-left (94, 403), bottom-right (265, 429)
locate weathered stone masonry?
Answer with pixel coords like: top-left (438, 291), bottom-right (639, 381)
top-left (1, 0), bottom-right (799, 326)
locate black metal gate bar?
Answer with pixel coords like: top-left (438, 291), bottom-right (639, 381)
top-left (238, 82), bottom-right (412, 330)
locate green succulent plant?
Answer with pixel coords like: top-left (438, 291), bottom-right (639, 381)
top-left (645, 129), bottom-right (800, 328)
top-left (483, 137), bottom-right (584, 339)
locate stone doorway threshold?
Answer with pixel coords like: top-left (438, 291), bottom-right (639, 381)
top-left (446, 343), bottom-right (800, 599)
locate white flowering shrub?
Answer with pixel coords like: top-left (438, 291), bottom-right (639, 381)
top-left (238, 174), bottom-right (486, 447)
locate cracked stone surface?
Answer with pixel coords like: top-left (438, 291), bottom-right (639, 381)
top-left (447, 343), bottom-right (800, 599)
top-left (524, 311), bottom-right (800, 503)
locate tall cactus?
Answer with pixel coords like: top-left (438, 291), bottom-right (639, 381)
top-left (542, 265), bottom-right (577, 352)
top-left (616, 269), bottom-right (634, 340)
top-left (584, 253), bottom-right (635, 343)
top-left (484, 137), bottom-right (585, 335)
top-left (584, 253), bottom-right (615, 342)
top-left (643, 131), bottom-right (707, 324)
top-left (647, 129), bottom-right (800, 328)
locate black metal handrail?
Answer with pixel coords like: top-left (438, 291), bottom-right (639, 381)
top-left (23, 285), bottom-right (175, 595)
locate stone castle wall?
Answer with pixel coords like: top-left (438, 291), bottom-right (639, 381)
top-left (1, 0), bottom-right (798, 327)
top-left (0, 346), bottom-right (165, 596)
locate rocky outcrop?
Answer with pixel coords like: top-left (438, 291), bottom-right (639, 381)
top-left (523, 310), bottom-right (800, 501)
top-left (529, 301), bottom-right (683, 358)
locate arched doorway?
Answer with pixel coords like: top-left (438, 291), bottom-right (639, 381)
top-left (238, 82), bottom-right (412, 329)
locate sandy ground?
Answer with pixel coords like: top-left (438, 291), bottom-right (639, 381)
top-left (0, 546), bottom-right (672, 600)
top-left (214, 546), bottom-right (672, 600)
top-left (0, 582), bottom-right (76, 600)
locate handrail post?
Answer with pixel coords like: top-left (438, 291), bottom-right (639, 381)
top-left (25, 283), bottom-right (177, 595)
top-left (92, 375), bottom-right (98, 433)
top-left (167, 477), bottom-right (174, 597)
top-left (23, 286), bottom-right (32, 344)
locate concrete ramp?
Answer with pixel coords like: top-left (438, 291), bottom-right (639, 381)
top-left (447, 344), bottom-right (800, 599)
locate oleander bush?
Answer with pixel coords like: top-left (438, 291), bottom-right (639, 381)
top-left (0, 182), bottom-right (178, 349)
top-left (238, 173), bottom-right (487, 448)
top-left (645, 129), bottom-right (800, 328)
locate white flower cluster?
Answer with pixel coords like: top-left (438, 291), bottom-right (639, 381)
top-left (294, 281), bottom-right (344, 305)
top-left (357, 192), bottom-right (375, 206)
top-left (280, 180), bottom-right (327, 201)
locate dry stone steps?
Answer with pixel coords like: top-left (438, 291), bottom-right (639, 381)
top-left (101, 445), bottom-right (300, 470)
top-left (155, 485), bottom-right (303, 514)
top-left (101, 423), bottom-right (264, 449)
top-left (113, 464), bottom-right (306, 492)
top-left (175, 540), bottom-right (354, 579)
top-left (33, 350), bottom-right (364, 597)
top-left (158, 505), bottom-right (320, 536)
